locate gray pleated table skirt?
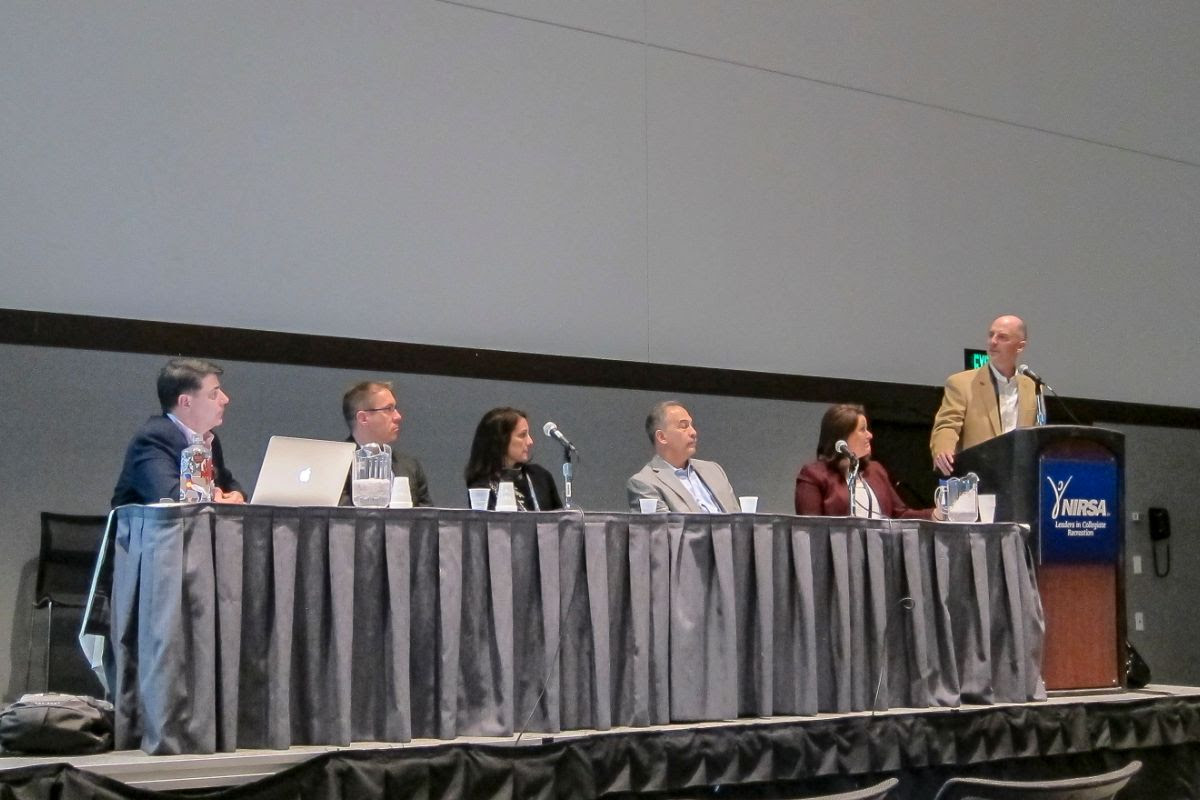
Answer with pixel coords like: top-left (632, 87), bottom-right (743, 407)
top-left (110, 505), bottom-right (1044, 754)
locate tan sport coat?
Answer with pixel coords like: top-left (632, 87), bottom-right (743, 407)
top-left (626, 454), bottom-right (739, 513)
top-left (929, 366), bottom-right (1038, 458)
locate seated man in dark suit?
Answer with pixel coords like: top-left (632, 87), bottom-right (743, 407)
top-left (626, 400), bottom-right (739, 512)
top-left (111, 358), bottom-right (245, 506)
top-left (341, 380), bottom-right (433, 506)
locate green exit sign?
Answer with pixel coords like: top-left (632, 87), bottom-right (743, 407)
top-left (965, 349), bottom-right (989, 370)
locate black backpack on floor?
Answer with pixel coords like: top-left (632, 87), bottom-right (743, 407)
top-left (0, 693), bottom-right (114, 755)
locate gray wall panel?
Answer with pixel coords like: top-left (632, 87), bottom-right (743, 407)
top-left (646, 0), bottom-right (1200, 164)
top-left (645, 46), bottom-right (1200, 402)
top-left (1, 1), bottom-right (650, 359)
top-left (1116, 422), bottom-right (1200, 686)
top-left (4, 2), bottom-right (1198, 405)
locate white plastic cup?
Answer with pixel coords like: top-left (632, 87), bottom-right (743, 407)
top-left (639, 498), bottom-right (659, 513)
top-left (389, 477), bottom-right (413, 509)
top-left (495, 481), bottom-right (518, 512)
top-left (978, 494), bottom-right (997, 524)
top-left (468, 487), bottom-right (491, 511)
top-left (739, 496), bottom-right (759, 514)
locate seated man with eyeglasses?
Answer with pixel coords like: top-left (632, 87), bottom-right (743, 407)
top-left (340, 380), bottom-right (433, 507)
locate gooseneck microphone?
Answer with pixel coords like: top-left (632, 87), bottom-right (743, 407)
top-left (544, 421), bottom-right (578, 510)
top-left (1018, 365), bottom-right (1051, 426)
top-left (542, 421), bottom-right (578, 452)
top-left (1018, 364), bottom-right (1050, 390)
top-left (1018, 364), bottom-right (1084, 425)
top-left (834, 440), bottom-right (858, 463)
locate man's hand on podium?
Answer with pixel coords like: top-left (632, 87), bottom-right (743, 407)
top-left (933, 450), bottom-right (955, 477)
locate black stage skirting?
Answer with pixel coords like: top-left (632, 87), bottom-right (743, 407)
top-left (2, 690), bottom-right (1199, 798)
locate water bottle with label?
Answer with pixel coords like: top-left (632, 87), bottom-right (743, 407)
top-left (180, 436), bottom-right (214, 503)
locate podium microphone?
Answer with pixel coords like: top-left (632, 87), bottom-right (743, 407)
top-left (834, 440), bottom-right (858, 464)
top-left (1018, 364), bottom-right (1053, 392)
top-left (543, 421), bottom-right (578, 452)
top-left (1018, 364), bottom-right (1084, 425)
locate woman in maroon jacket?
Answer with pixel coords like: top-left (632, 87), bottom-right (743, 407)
top-left (795, 404), bottom-right (940, 519)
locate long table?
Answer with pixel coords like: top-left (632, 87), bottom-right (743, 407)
top-left (111, 505), bottom-right (1045, 754)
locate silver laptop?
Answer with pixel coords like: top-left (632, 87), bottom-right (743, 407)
top-left (250, 436), bottom-right (357, 506)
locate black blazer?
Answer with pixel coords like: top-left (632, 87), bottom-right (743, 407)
top-left (469, 462), bottom-right (563, 511)
top-left (111, 415), bottom-right (242, 507)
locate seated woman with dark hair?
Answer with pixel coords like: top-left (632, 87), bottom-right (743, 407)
top-left (795, 403), bottom-right (939, 519)
top-left (465, 406), bottom-right (563, 511)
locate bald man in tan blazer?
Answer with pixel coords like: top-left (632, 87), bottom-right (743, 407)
top-left (931, 315), bottom-right (1038, 475)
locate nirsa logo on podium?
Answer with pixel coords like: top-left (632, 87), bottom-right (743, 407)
top-left (1047, 475), bottom-right (1109, 520)
top-left (1039, 457), bottom-right (1119, 563)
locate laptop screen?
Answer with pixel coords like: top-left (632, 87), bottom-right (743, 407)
top-left (249, 436), bottom-right (357, 506)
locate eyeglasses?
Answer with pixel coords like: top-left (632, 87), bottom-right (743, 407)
top-left (362, 404), bottom-right (400, 415)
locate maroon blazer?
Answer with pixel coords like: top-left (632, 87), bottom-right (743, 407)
top-left (794, 459), bottom-right (933, 519)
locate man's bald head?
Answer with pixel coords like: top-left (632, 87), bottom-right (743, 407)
top-left (986, 315), bottom-right (1027, 377)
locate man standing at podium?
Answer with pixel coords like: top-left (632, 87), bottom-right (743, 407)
top-left (931, 315), bottom-right (1038, 476)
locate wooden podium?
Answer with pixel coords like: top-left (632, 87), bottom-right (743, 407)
top-left (955, 425), bottom-right (1126, 691)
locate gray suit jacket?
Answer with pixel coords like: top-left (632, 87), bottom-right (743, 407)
top-left (626, 454), bottom-right (739, 513)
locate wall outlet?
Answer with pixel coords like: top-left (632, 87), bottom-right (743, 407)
top-left (1132, 555), bottom-right (1142, 574)
top-left (1134, 612), bottom-right (1145, 631)
top-left (1131, 511), bottom-right (1142, 522)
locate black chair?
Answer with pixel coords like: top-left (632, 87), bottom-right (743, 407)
top-left (24, 512), bottom-right (109, 693)
top-left (932, 761), bottom-right (1141, 800)
top-left (769, 778), bottom-right (899, 800)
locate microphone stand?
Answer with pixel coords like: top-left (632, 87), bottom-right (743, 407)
top-left (847, 455), bottom-right (862, 517)
top-left (1029, 374), bottom-right (1086, 426)
top-left (561, 445), bottom-right (575, 510)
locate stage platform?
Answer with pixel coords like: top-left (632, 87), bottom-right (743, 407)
top-left (2, 685), bottom-right (1199, 798)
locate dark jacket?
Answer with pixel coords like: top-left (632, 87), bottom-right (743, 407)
top-left (468, 462), bottom-right (563, 511)
top-left (111, 415), bottom-right (242, 507)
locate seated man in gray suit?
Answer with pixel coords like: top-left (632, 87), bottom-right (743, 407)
top-left (626, 401), bottom-right (739, 512)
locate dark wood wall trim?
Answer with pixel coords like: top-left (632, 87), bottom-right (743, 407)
top-left (3, 307), bottom-right (1197, 429)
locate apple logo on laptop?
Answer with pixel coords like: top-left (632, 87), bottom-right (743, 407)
top-left (298, 467), bottom-right (312, 483)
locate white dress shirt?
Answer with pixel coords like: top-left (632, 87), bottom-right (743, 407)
top-left (849, 476), bottom-right (885, 519)
top-left (989, 364), bottom-right (1020, 434)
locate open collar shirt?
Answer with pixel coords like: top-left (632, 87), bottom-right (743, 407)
top-left (989, 363), bottom-right (1020, 434)
top-left (674, 461), bottom-right (724, 513)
